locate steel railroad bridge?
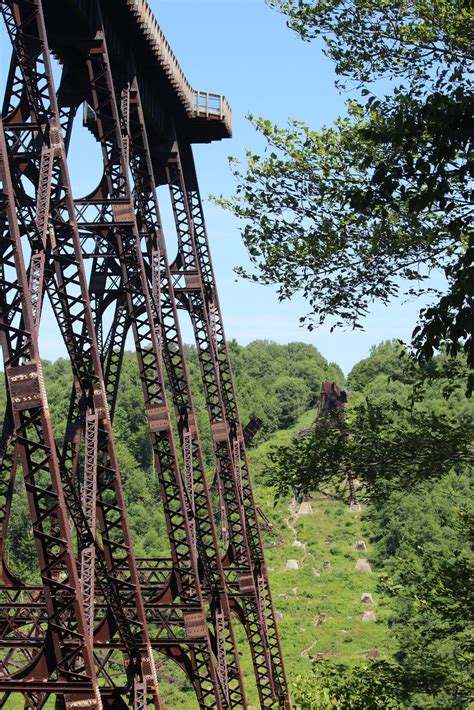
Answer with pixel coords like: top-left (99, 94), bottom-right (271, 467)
top-left (0, 0), bottom-right (290, 707)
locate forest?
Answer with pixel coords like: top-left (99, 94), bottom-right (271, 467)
top-left (3, 339), bottom-right (472, 708)
top-left (0, 340), bottom-right (343, 575)
top-left (271, 341), bottom-right (473, 709)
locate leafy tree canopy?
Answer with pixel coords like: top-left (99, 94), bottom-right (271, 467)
top-left (267, 0), bottom-right (471, 85)
top-left (291, 660), bottom-right (408, 709)
top-left (270, 340), bottom-right (473, 708)
top-left (215, 0), bottom-right (473, 391)
top-left (375, 476), bottom-right (473, 708)
top-left (347, 340), bottom-right (413, 391)
top-left (267, 397), bottom-right (474, 502)
top-left (267, 342), bottom-right (474, 501)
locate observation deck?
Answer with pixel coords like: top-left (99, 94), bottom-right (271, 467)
top-left (125, 0), bottom-right (232, 141)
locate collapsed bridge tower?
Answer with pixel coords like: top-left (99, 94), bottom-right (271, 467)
top-left (297, 382), bottom-right (355, 507)
top-left (0, 0), bottom-right (290, 707)
top-left (318, 382), bottom-right (358, 507)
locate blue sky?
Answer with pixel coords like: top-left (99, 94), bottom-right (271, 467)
top-left (151, 0), bottom-right (435, 374)
top-left (0, 1), bottom-right (434, 374)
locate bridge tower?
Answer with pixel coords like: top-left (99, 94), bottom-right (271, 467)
top-left (0, 0), bottom-right (290, 707)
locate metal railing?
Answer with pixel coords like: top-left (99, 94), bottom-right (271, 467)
top-left (193, 91), bottom-right (233, 132)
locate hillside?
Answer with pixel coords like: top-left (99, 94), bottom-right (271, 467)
top-left (263, 342), bottom-right (473, 709)
top-left (139, 405), bottom-right (395, 708)
top-left (1, 340), bottom-right (472, 708)
top-left (247, 414), bottom-right (395, 700)
top-left (0, 340), bottom-right (342, 578)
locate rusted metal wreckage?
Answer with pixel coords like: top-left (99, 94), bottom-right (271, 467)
top-left (297, 382), bottom-right (357, 506)
top-left (317, 383), bottom-right (358, 506)
top-left (0, 0), bottom-right (290, 707)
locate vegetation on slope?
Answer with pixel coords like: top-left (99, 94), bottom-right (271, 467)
top-left (270, 341), bottom-right (473, 708)
top-left (2, 339), bottom-right (472, 708)
top-left (1, 340), bottom-right (341, 580)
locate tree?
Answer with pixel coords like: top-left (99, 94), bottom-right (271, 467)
top-left (225, 339), bottom-right (343, 436)
top-left (274, 374), bottom-right (311, 427)
top-left (372, 471), bottom-right (474, 708)
top-left (267, 344), bottom-right (474, 500)
top-left (291, 661), bottom-right (407, 709)
top-left (267, 398), bottom-right (474, 502)
top-left (216, 0), bottom-right (473, 390)
top-left (270, 342), bottom-right (474, 708)
top-left (347, 340), bottom-right (414, 391)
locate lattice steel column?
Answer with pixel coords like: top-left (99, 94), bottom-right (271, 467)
top-left (1, 3), bottom-right (163, 706)
top-left (70, 11), bottom-right (224, 706)
top-left (165, 151), bottom-right (275, 706)
top-left (0, 114), bottom-right (101, 707)
top-left (166, 138), bottom-right (291, 708)
top-left (80, 413), bottom-right (98, 641)
top-left (121, 76), bottom-right (247, 707)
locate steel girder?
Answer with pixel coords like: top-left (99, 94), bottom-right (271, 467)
top-left (73, 15), bottom-right (225, 708)
top-left (0, 0), bottom-right (160, 706)
top-left (0, 113), bottom-right (101, 706)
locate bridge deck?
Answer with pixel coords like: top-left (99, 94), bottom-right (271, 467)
top-left (43, 0), bottom-right (232, 144)
top-left (126, 0), bottom-right (232, 138)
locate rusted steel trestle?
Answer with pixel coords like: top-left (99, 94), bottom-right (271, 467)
top-left (0, 1), bottom-right (290, 707)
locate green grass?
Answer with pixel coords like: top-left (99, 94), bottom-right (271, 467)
top-left (262, 495), bottom-right (395, 672)
top-left (243, 410), bottom-right (395, 705)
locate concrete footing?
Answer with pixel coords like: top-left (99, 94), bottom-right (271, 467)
top-left (298, 500), bottom-right (313, 515)
top-left (362, 610), bottom-right (376, 622)
top-left (355, 558), bottom-right (372, 572)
